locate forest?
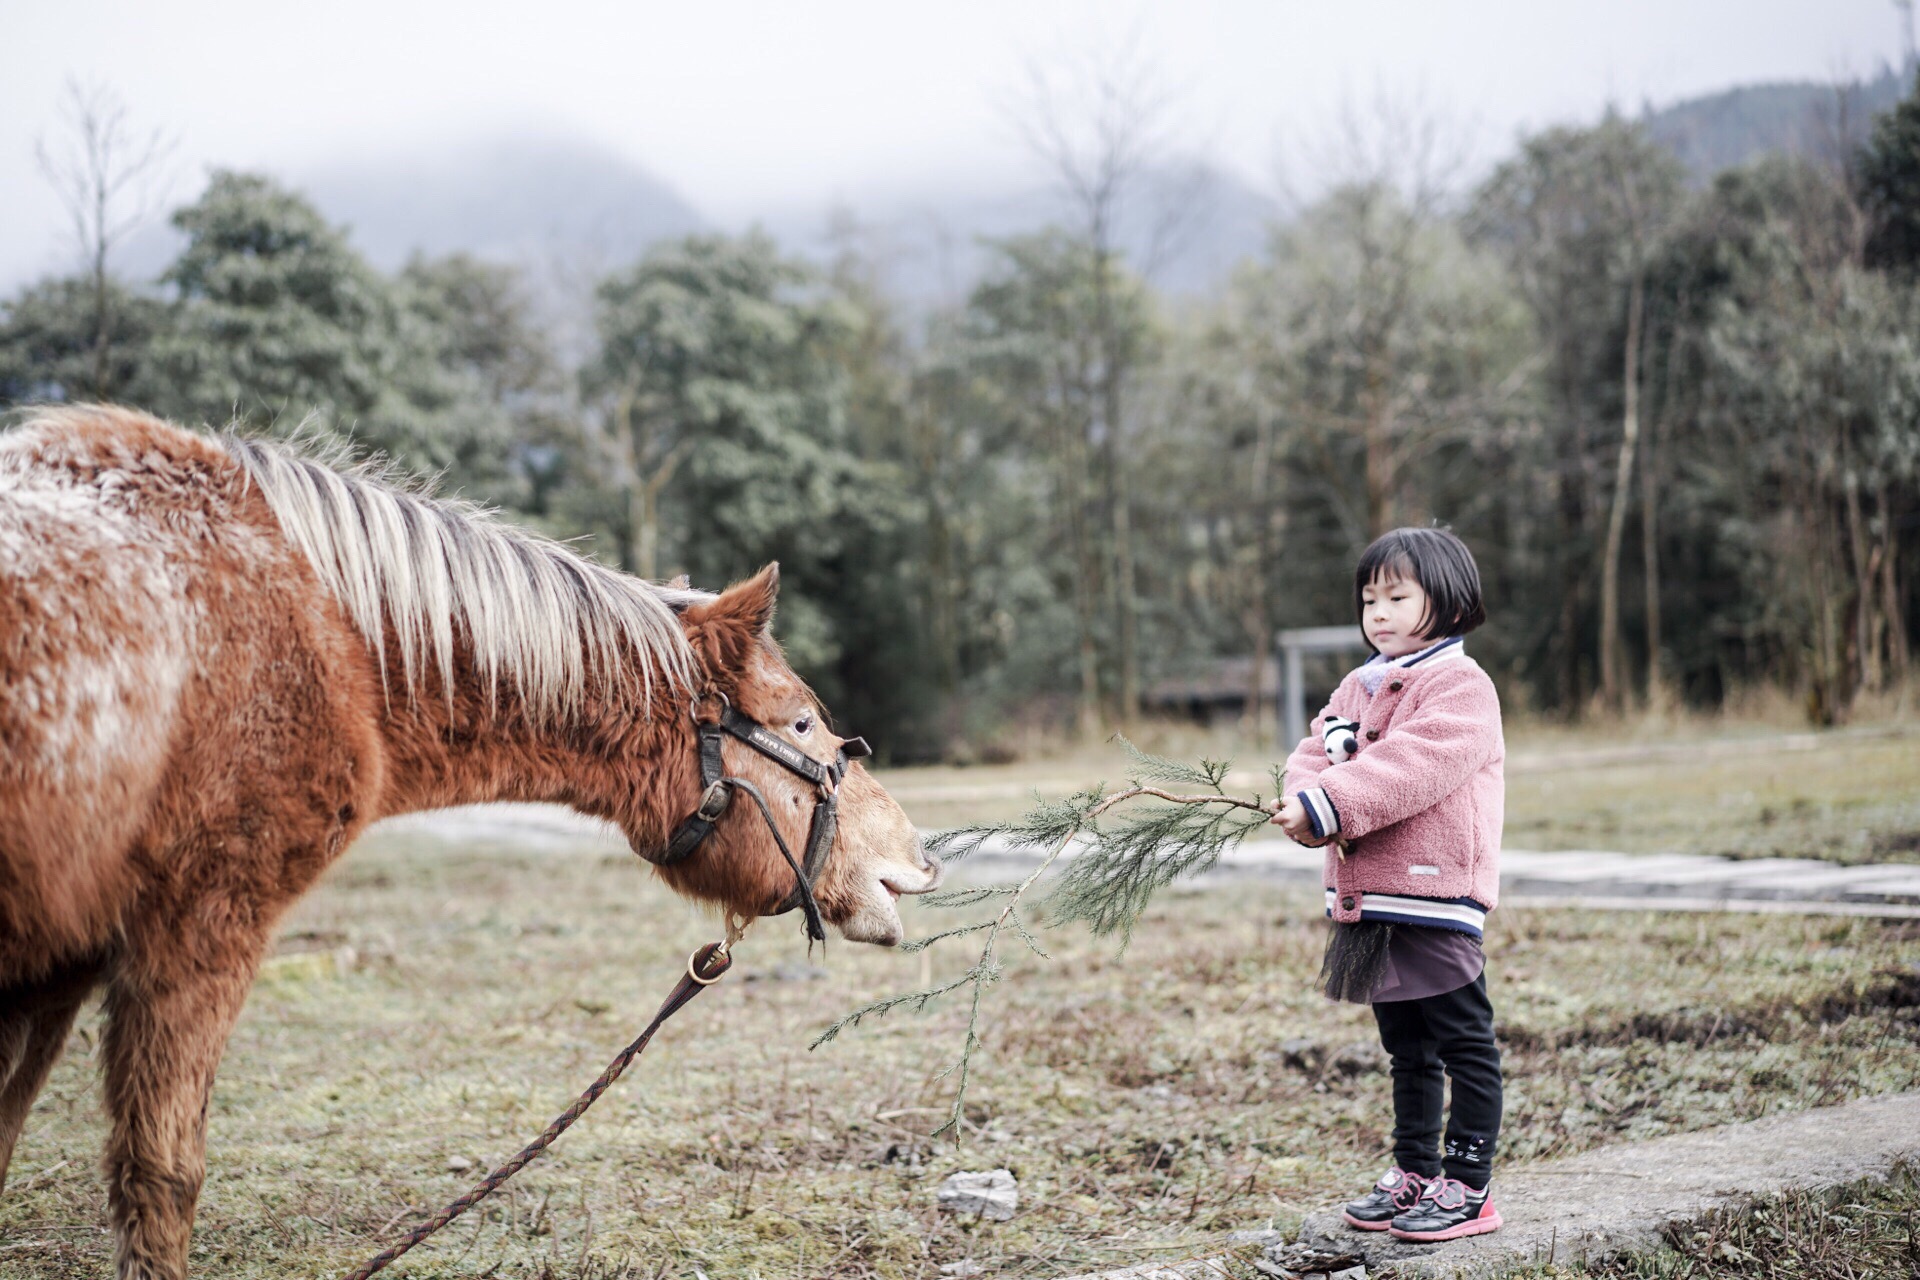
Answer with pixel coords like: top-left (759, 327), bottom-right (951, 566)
top-left (3, 75), bottom-right (1917, 762)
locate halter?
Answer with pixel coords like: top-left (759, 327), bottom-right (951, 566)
top-left (637, 694), bottom-right (870, 943)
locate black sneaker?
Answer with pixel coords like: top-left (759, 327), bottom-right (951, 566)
top-left (1341, 1166), bottom-right (1430, 1231)
top-left (1388, 1176), bottom-right (1501, 1241)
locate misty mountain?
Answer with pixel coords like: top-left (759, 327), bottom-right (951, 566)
top-left (1642, 63), bottom-right (1911, 180)
top-left (301, 132), bottom-right (707, 271)
top-left (767, 160), bottom-right (1277, 305)
top-left (85, 65), bottom-right (1920, 318)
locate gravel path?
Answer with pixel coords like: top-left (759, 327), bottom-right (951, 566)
top-left (370, 802), bottom-right (1920, 917)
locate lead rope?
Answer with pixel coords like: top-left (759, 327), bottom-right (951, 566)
top-left (341, 928), bottom-right (744, 1280)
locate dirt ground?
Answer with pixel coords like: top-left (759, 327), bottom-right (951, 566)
top-left (2, 721), bottom-right (1917, 1279)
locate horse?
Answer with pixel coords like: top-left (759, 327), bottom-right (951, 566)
top-left (0, 405), bottom-right (944, 1280)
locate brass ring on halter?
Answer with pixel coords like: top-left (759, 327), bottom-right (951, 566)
top-left (687, 946), bottom-right (726, 986)
top-left (688, 687), bottom-right (731, 725)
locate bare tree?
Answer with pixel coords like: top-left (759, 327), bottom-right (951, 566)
top-left (35, 81), bottom-right (174, 400)
top-left (1596, 136), bottom-right (1651, 715)
top-left (1008, 34), bottom-right (1207, 731)
top-left (1271, 88), bottom-right (1501, 537)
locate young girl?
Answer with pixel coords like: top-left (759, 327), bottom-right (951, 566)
top-left (1271, 526), bottom-right (1505, 1243)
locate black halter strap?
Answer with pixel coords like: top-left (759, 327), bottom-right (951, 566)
top-left (642, 701), bottom-right (872, 943)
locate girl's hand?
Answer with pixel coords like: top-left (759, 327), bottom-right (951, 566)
top-left (1270, 795), bottom-right (1324, 846)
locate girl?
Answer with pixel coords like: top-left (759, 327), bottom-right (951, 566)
top-left (1271, 526), bottom-right (1505, 1243)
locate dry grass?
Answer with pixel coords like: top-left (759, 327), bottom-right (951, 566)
top-left (2, 822), bottom-right (1916, 1278)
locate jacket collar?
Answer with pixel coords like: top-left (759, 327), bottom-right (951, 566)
top-left (1356, 636), bottom-right (1464, 694)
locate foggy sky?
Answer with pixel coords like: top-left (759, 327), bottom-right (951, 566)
top-left (1, 0), bottom-right (1905, 288)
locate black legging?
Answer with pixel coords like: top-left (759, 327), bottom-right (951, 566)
top-left (1371, 972), bottom-right (1503, 1188)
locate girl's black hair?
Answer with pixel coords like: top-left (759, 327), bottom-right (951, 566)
top-left (1354, 526), bottom-right (1486, 652)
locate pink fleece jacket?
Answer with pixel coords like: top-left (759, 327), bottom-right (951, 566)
top-left (1282, 642), bottom-right (1504, 932)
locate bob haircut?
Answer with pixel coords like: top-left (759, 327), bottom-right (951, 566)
top-left (1354, 526), bottom-right (1487, 652)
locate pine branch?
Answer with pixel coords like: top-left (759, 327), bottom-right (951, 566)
top-left (812, 737), bottom-right (1279, 1142)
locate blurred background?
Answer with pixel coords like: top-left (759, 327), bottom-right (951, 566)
top-left (3, 0), bottom-right (1915, 762)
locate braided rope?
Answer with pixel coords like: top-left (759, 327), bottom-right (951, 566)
top-left (341, 941), bottom-right (734, 1280)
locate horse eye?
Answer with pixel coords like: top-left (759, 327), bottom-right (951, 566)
top-left (793, 714), bottom-right (814, 737)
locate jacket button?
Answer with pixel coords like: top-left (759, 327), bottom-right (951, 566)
top-left (1388, 680), bottom-right (1403, 692)
top-left (1341, 896), bottom-right (1356, 911)
top-left (1366, 729), bottom-right (1380, 741)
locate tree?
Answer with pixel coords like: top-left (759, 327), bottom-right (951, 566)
top-left (0, 275), bottom-right (164, 408)
top-left (1665, 158), bottom-right (1916, 716)
top-left (33, 80), bottom-right (173, 400)
top-left (1860, 71), bottom-right (1920, 271)
top-left (583, 233), bottom-right (919, 742)
top-left (1010, 40), bottom-right (1202, 727)
top-left (961, 230), bottom-right (1157, 738)
top-left (149, 171), bottom-right (512, 489)
top-left (400, 253), bottom-right (567, 509)
top-left (1473, 117), bottom-right (1685, 712)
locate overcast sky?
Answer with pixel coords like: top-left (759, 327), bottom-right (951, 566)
top-left (2, 0), bottom-right (1906, 287)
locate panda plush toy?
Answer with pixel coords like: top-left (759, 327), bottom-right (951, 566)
top-left (1322, 715), bottom-right (1360, 764)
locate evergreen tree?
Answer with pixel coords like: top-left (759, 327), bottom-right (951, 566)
top-left (1860, 73), bottom-right (1920, 272)
top-left (149, 170), bottom-right (512, 489)
top-left (0, 274), bottom-right (164, 407)
top-left (585, 232), bottom-right (919, 746)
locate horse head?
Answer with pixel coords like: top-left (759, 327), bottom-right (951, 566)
top-left (633, 563), bottom-right (942, 945)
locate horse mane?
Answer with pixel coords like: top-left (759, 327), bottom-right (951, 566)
top-left (225, 432), bottom-right (702, 720)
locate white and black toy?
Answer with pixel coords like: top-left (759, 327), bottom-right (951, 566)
top-left (1322, 715), bottom-right (1360, 763)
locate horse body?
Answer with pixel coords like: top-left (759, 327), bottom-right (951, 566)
top-left (0, 406), bottom-right (938, 1279)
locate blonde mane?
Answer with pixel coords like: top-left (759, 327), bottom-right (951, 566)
top-left (226, 434), bottom-right (700, 719)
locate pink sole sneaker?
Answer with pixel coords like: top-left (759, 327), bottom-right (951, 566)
top-left (1388, 1200), bottom-right (1502, 1242)
top-left (1341, 1212), bottom-right (1392, 1231)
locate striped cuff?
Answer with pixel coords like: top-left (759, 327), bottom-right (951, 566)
top-left (1298, 788), bottom-right (1341, 839)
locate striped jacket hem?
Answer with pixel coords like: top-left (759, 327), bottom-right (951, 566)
top-left (1323, 890), bottom-right (1489, 939)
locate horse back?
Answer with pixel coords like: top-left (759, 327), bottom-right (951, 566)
top-left (0, 407), bottom-right (384, 982)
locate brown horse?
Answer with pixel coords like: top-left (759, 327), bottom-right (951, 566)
top-left (0, 405), bottom-right (942, 1279)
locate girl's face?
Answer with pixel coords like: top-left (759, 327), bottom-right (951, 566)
top-left (1361, 571), bottom-right (1431, 659)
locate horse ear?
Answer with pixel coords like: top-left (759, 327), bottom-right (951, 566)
top-left (684, 563), bottom-right (781, 661)
top-left (731, 562), bottom-right (779, 634)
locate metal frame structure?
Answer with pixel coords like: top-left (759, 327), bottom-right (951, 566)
top-left (1275, 625), bottom-right (1368, 749)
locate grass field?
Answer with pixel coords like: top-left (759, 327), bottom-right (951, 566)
top-left (2, 722), bottom-right (1918, 1279)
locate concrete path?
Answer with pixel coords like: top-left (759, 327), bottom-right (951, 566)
top-left (1060, 1091), bottom-right (1920, 1280)
top-left (369, 803), bottom-right (1920, 917)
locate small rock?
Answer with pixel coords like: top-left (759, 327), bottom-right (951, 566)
top-left (1249, 1260), bottom-right (1295, 1279)
top-left (1279, 1037), bottom-right (1325, 1070)
top-left (936, 1168), bottom-right (1018, 1221)
top-left (1227, 1228), bottom-right (1287, 1246)
top-left (1329, 1268), bottom-right (1367, 1280)
top-left (445, 1155), bottom-right (474, 1172)
top-left (939, 1262), bottom-right (984, 1277)
top-left (1265, 1242), bottom-right (1364, 1275)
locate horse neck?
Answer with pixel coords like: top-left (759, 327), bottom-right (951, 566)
top-left (370, 638), bottom-right (695, 833)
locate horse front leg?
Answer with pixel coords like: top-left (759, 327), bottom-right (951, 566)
top-left (100, 951), bottom-right (260, 1280)
top-left (0, 964), bottom-right (100, 1193)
